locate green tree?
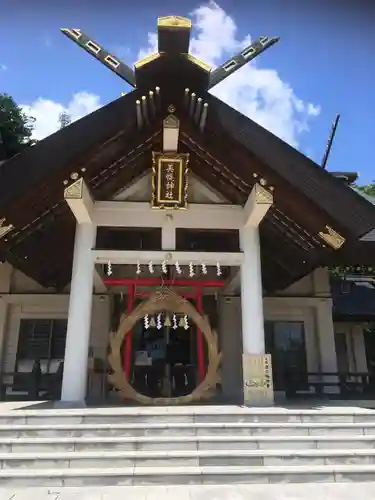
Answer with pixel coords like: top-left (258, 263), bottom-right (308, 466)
top-left (0, 93), bottom-right (35, 159)
top-left (356, 182), bottom-right (375, 198)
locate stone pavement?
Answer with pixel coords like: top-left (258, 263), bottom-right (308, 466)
top-left (2, 483), bottom-right (375, 499)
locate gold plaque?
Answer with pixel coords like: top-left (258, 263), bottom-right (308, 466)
top-left (242, 353), bottom-right (274, 406)
top-left (151, 152), bottom-right (189, 209)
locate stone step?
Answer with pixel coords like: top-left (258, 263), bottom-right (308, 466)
top-left (2, 435), bottom-right (375, 452)
top-left (3, 421), bottom-right (375, 438)
top-left (1, 406), bottom-right (375, 425)
top-left (1, 463), bottom-right (375, 487)
top-left (1, 448), bottom-right (375, 469)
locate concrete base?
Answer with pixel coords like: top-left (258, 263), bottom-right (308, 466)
top-left (53, 400), bottom-right (87, 409)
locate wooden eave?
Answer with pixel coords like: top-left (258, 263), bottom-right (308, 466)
top-left (1, 85), bottom-right (375, 291)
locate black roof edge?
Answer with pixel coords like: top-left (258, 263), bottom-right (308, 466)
top-left (0, 91), bottom-right (139, 209)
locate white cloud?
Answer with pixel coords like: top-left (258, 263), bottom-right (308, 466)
top-left (21, 92), bottom-right (102, 140)
top-left (0, 64), bottom-right (7, 72)
top-left (22, 1), bottom-right (320, 147)
top-left (139, 1), bottom-right (320, 147)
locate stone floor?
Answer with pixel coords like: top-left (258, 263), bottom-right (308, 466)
top-left (1, 483), bottom-right (375, 499)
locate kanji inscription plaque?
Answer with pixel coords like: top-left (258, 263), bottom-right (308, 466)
top-left (151, 152), bottom-right (189, 209)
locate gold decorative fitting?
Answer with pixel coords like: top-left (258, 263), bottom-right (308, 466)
top-left (108, 289), bottom-right (221, 405)
top-left (85, 40), bottom-right (101, 54)
top-left (157, 16), bottom-right (192, 29)
top-left (163, 114), bottom-right (179, 129)
top-left (104, 54), bottom-right (120, 69)
top-left (167, 104), bottom-right (176, 114)
top-left (134, 52), bottom-right (161, 69)
top-left (318, 225), bottom-right (345, 250)
top-left (254, 183), bottom-right (273, 204)
top-left (64, 177), bottom-right (83, 200)
top-left (70, 172), bottom-right (79, 180)
top-left (61, 28), bottom-right (82, 39)
top-left (185, 53), bottom-right (211, 72)
top-left (0, 218), bottom-right (14, 240)
top-left (151, 152), bottom-right (189, 210)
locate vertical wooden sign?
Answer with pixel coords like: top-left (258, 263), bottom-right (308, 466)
top-left (151, 152), bottom-right (189, 209)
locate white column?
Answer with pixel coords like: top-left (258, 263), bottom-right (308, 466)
top-left (316, 299), bottom-right (339, 393)
top-left (239, 226), bottom-right (265, 354)
top-left (61, 223), bottom-right (97, 402)
top-left (0, 263), bottom-right (12, 372)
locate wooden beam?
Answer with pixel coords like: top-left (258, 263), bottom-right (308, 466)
top-left (221, 268), bottom-right (240, 295)
top-left (93, 201), bottom-right (244, 229)
top-left (208, 36), bottom-right (280, 90)
top-left (64, 178), bottom-right (94, 223)
top-left (92, 249), bottom-right (243, 266)
top-left (244, 183), bottom-right (273, 227)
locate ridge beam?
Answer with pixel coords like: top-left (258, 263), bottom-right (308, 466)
top-left (64, 178), bottom-right (94, 224)
top-left (208, 36), bottom-right (280, 90)
top-left (244, 183), bottom-right (273, 228)
top-left (61, 29), bottom-right (136, 88)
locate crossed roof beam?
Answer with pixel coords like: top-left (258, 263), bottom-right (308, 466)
top-left (61, 17), bottom-right (279, 91)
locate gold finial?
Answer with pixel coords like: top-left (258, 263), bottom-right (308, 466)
top-left (168, 104), bottom-right (176, 113)
top-left (157, 16), bottom-right (192, 29)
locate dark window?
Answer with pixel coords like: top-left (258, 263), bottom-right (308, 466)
top-left (96, 227), bottom-right (161, 251)
top-left (265, 321), bottom-right (307, 391)
top-left (176, 229), bottom-right (240, 252)
top-left (16, 319), bottom-right (67, 370)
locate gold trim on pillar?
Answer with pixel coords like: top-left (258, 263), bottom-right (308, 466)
top-left (64, 178), bottom-right (83, 200)
top-left (157, 16), bottom-right (192, 28)
top-left (318, 225), bottom-right (345, 249)
top-left (151, 152), bottom-right (189, 209)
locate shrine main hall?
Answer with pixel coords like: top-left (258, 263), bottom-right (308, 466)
top-left (0, 16), bottom-right (375, 406)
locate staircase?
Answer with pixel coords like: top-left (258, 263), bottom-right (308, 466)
top-left (1, 405), bottom-right (375, 487)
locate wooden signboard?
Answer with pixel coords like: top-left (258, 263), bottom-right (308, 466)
top-left (151, 152), bottom-right (189, 209)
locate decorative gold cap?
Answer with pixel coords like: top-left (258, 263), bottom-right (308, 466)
top-left (157, 16), bottom-right (192, 29)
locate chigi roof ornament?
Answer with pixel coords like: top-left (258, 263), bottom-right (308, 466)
top-left (61, 16), bottom-right (280, 93)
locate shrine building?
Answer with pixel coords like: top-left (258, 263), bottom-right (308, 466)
top-left (0, 16), bottom-right (375, 406)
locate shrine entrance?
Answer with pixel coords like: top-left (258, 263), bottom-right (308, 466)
top-left (104, 277), bottom-right (224, 405)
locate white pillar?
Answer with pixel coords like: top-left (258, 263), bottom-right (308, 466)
top-left (239, 226), bottom-right (265, 354)
top-left (316, 299), bottom-right (339, 393)
top-left (61, 223), bottom-right (97, 402)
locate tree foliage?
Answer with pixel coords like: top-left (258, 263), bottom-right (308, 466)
top-left (0, 93), bottom-right (35, 159)
top-left (355, 182), bottom-right (375, 198)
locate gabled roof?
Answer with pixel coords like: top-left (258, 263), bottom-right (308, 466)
top-left (1, 16), bottom-right (375, 290)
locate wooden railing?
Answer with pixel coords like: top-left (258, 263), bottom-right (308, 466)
top-left (284, 371), bottom-right (375, 399)
top-left (0, 361), bottom-right (64, 401)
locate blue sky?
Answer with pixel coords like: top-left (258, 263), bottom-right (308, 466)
top-left (1, 0), bottom-right (374, 184)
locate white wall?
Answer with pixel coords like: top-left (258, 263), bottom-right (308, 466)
top-left (0, 263), bottom-right (111, 400)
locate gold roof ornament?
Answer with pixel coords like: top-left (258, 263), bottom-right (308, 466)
top-left (134, 52), bottom-right (161, 69)
top-left (0, 218), bottom-right (14, 240)
top-left (318, 225), bottom-right (345, 250)
top-left (157, 16), bottom-right (192, 29)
